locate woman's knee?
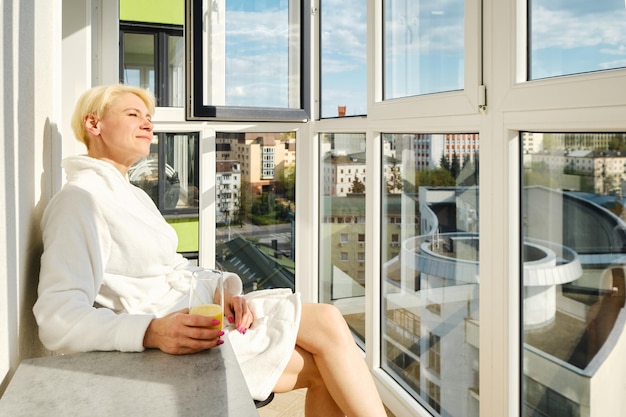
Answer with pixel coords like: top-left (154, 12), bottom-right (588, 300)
top-left (301, 303), bottom-right (352, 344)
top-left (275, 346), bottom-right (321, 392)
top-left (309, 303), bottom-right (345, 324)
top-left (328, 304), bottom-right (353, 333)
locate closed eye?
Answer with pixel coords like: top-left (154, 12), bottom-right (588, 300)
top-left (128, 112), bottom-right (151, 123)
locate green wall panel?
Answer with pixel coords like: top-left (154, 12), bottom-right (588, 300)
top-left (120, 0), bottom-right (183, 25)
top-left (167, 218), bottom-right (199, 253)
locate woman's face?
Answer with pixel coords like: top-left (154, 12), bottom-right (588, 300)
top-left (90, 92), bottom-right (154, 168)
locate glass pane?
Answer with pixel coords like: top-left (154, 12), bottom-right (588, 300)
top-left (202, 0), bottom-right (301, 109)
top-left (122, 32), bottom-right (156, 96)
top-left (382, 133), bottom-right (480, 416)
top-left (128, 134), bottom-right (160, 206)
top-left (129, 133), bottom-right (200, 259)
top-left (320, 0), bottom-right (367, 118)
top-left (215, 132), bottom-right (296, 293)
top-left (320, 133), bottom-right (367, 344)
top-left (383, 0), bottom-right (464, 99)
top-left (163, 133), bottom-right (200, 211)
top-left (529, 1), bottom-right (626, 80)
top-left (168, 35), bottom-right (185, 107)
top-left (521, 132), bottom-right (626, 417)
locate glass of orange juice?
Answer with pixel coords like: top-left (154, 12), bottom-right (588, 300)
top-left (189, 269), bottom-right (224, 330)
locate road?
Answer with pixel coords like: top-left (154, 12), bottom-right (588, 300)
top-left (216, 222), bottom-right (292, 252)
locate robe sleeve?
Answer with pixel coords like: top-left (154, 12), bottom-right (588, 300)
top-left (33, 186), bottom-right (153, 353)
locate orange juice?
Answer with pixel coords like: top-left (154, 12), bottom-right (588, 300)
top-left (190, 303), bottom-right (223, 330)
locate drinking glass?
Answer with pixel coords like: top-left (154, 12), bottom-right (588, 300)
top-left (189, 269), bottom-right (224, 330)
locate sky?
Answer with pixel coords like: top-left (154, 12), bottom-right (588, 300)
top-left (222, 0), bottom-right (370, 116)
top-left (319, 0), bottom-right (368, 117)
top-left (216, 0), bottom-right (626, 116)
top-left (530, 0), bottom-right (626, 79)
top-left (223, 1), bottom-right (290, 108)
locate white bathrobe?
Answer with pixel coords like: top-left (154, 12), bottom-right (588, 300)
top-left (33, 155), bottom-right (301, 400)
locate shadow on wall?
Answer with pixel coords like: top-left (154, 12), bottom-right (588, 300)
top-left (20, 117), bottom-right (63, 361)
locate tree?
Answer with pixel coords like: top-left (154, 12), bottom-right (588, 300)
top-left (281, 165), bottom-right (296, 202)
top-left (416, 168), bottom-right (456, 188)
top-left (439, 153), bottom-right (450, 171)
top-left (235, 179), bottom-right (252, 226)
top-left (386, 157), bottom-right (402, 193)
top-left (251, 191), bottom-right (274, 215)
top-left (450, 151), bottom-right (461, 179)
top-left (349, 176), bottom-right (366, 193)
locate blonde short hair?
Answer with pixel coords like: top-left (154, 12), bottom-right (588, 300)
top-left (71, 84), bottom-right (156, 147)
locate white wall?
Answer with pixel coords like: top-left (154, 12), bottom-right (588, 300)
top-left (0, 0), bottom-right (106, 395)
top-left (0, 0), bottom-right (61, 394)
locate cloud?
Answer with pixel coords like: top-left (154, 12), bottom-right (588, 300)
top-left (383, 1), bottom-right (464, 56)
top-left (321, 56), bottom-right (362, 75)
top-left (225, 54), bottom-right (289, 107)
top-left (530, 5), bottom-right (626, 74)
top-left (226, 10), bottom-right (289, 49)
top-left (599, 59), bottom-right (626, 70)
top-left (320, 1), bottom-right (367, 60)
top-left (600, 45), bottom-right (626, 56)
top-left (222, 8), bottom-right (292, 107)
top-left (531, 7), bottom-right (626, 50)
top-left (321, 26), bottom-right (367, 62)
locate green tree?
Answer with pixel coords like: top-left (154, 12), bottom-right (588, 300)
top-left (280, 165), bottom-right (296, 202)
top-left (439, 153), bottom-right (450, 171)
top-left (450, 151), bottom-right (461, 179)
top-left (349, 176), bottom-right (366, 193)
top-left (386, 157), bottom-right (402, 193)
top-left (252, 192), bottom-right (274, 215)
top-left (235, 179), bottom-right (252, 226)
top-left (416, 168), bottom-right (456, 188)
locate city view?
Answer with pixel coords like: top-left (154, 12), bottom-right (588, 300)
top-left (128, 125), bottom-right (626, 417)
top-left (323, 131), bottom-right (626, 417)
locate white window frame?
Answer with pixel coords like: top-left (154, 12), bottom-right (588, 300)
top-left (486, 1), bottom-right (626, 417)
top-left (95, 1), bottom-right (626, 416)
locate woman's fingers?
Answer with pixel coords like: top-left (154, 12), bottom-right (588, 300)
top-left (144, 310), bottom-right (225, 355)
top-left (224, 295), bottom-right (253, 333)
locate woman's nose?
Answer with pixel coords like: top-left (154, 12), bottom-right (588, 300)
top-left (142, 118), bottom-right (153, 131)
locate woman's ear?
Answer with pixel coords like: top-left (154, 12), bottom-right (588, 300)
top-left (84, 114), bottom-right (100, 136)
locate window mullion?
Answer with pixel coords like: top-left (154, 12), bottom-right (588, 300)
top-left (156, 32), bottom-right (169, 106)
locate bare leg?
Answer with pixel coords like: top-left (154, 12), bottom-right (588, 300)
top-left (275, 303), bottom-right (387, 417)
top-left (274, 345), bottom-right (344, 416)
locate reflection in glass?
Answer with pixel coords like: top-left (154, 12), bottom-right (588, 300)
top-left (122, 32), bottom-right (156, 95)
top-left (522, 132), bottom-right (626, 417)
top-left (382, 133), bottom-right (480, 416)
top-left (121, 24), bottom-right (184, 107)
top-left (129, 132), bottom-right (200, 259)
top-left (383, 0), bottom-right (464, 99)
top-left (129, 133), bottom-right (200, 212)
top-left (168, 35), bottom-right (185, 107)
top-left (320, 133), bottom-right (367, 343)
top-left (162, 133), bottom-right (199, 211)
top-left (529, 1), bottom-right (626, 80)
top-left (214, 132), bottom-right (296, 294)
top-left (320, 0), bottom-right (367, 118)
top-left (201, 0), bottom-right (301, 109)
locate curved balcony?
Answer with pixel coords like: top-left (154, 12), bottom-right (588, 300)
top-left (401, 232), bottom-right (582, 327)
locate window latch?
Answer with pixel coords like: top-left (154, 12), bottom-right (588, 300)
top-left (478, 85), bottom-right (487, 114)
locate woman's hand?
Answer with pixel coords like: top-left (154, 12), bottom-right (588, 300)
top-left (223, 291), bottom-right (254, 334)
top-left (143, 309), bottom-right (224, 354)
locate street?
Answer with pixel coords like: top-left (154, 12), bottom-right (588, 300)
top-left (216, 221), bottom-right (293, 253)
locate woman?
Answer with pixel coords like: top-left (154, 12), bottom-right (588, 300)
top-left (33, 84), bottom-right (387, 417)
